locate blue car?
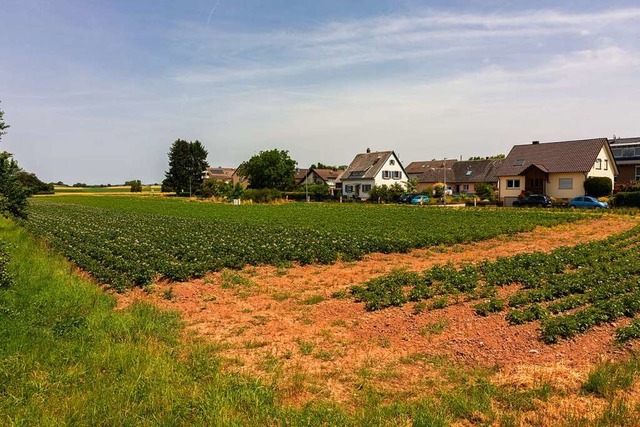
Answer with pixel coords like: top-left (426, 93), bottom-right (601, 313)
top-left (411, 195), bottom-right (431, 205)
top-left (568, 196), bottom-right (609, 209)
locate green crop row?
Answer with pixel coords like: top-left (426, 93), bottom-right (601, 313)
top-left (24, 198), bottom-right (585, 290)
top-left (349, 225), bottom-right (640, 344)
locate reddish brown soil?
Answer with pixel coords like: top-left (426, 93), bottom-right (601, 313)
top-left (116, 214), bottom-right (640, 407)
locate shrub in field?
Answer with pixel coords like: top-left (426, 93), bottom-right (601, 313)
top-left (129, 180), bottom-right (142, 193)
top-left (584, 177), bottom-right (613, 197)
top-left (350, 270), bottom-right (420, 311)
top-left (473, 298), bottom-right (504, 316)
top-left (613, 191), bottom-right (640, 207)
top-left (243, 188), bottom-right (282, 203)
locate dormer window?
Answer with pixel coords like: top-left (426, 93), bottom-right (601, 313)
top-left (513, 159), bottom-right (525, 166)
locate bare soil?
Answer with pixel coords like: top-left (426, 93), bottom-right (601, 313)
top-left (116, 214), bottom-right (640, 415)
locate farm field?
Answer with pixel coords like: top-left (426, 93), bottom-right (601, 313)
top-left (52, 185), bottom-right (161, 194)
top-left (27, 196), bottom-right (588, 289)
top-left (7, 196), bottom-right (640, 425)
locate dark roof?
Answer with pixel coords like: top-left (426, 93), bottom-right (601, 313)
top-left (406, 159), bottom-right (457, 175)
top-left (311, 168), bottom-right (342, 181)
top-left (495, 138), bottom-right (610, 176)
top-left (416, 159), bottom-right (503, 184)
top-left (341, 151), bottom-right (394, 181)
top-left (451, 159), bottom-right (504, 183)
top-left (294, 168), bottom-right (309, 183)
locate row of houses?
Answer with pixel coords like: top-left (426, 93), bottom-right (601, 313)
top-left (206, 136), bottom-right (638, 205)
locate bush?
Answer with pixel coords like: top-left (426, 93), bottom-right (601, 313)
top-left (584, 177), bottom-right (612, 197)
top-left (129, 180), bottom-right (142, 193)
top-left (243, 188), bottom-right (282, 203)
top-left (474, 182), bottom-right (495, 201)
top-left (613, 192), bottom-right (640, 207)
top-left (369, 183), bottom-right (405, 203)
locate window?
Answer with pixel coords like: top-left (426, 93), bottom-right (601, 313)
top-left (513, 159), bottom-right (525, 166)
top-left (612, 148), bottom-right (622, 157)
top-left (595, 159), bottom-right (602, 170)
top-left (506, 179), bottom-right (520, 189)
top-left (465, 170), bottom-right (473, 176)
top-left (382, 171), bottom-right (390, 179)
top-left (345, 185), bottom-right (354, 193)
top-left (623, 147), bottom-right (635, 157)
top-left (462, 184), bottom-right (469, 191)
top-left (389, 159), bottom-right (395, 165)
top-left (558, 178), bottom-right (573, 190)
top-left (636, 166), bottom-right (640, 181)
top-left (392, 171), bottom-right (401, 179)
top-left (361, 184), bottom-right (372, 193)
top-left (604, 159), bottom-right (608, 170)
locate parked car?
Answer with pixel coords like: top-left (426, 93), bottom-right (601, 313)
top-left (568, 196), bottom-right (609, 209)
top-left (411, 195), bottom-right (431, 205)
top-left (512, 194), bottom-right (552, 208)
top-left (399, 193), bottom-right (419, 203)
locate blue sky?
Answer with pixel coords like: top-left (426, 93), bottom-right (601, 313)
top-left (1, 0), bottom-right (639, 184)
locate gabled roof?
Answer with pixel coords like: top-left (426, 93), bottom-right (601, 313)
top-left (294, 168), bottom-right (309, 183)
top-left (406, 159), bottom-right (457, 175)
top-left (416, 167), bottom-right (456, 184)
top-left (495, 138), bottom-right (611, 176)
top-left (452, 159), bottom-right (504, 183)
top-left (341, 151), bottom-right (397, 181)
top-left (310, 168), bottom-right (342, 182)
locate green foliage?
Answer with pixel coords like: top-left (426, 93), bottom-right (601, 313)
top-left (474, 182), bottom-right (495, 201)
top-left (582, 359), bottom-right (640, 398)
top-left (162, 139), bottom-right (209, 196)
top-left (350, 270), bottom-right (420, 311)
top-left (299, 181), bottom-right (330, 199)
top-left (0, 241), bottom-right (13, 288)
top-left (584, 177), bottom-right (613, 197)
top-left (26, 196), bottom-right (583, 289)
top-left (433, 183), bottom-right (445, 198)
top-left (406, 177), bottom-right (418, 193)
top-left (473, 298), bottom-right (504, 316)
top-left (243, 188), bottom-right (282, 203)
top-left (0, 101), bottom-right (8, 140)
top-left (613, 191), bottom-right (640, 207)
top-left (16, 171), bottom-right (54, 195)
top-left (129, 180), bottom-right (142, 193)
top-left (199, 179), bottom-right (244, 200)
top-left (368, 183), bottom-right (405, 203)
top-left (238, 149), bottom-right (297, 191)
top-left (0, 152), bottom-right (28, 219)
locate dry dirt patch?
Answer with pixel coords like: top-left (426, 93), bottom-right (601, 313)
top-left (116, 214), bottom-right (639, 406)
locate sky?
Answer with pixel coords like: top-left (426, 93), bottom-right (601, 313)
top-left (1, 0), bottom-right (639, 184)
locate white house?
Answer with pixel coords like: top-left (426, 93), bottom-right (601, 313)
top-left (495, 138), bottom-right (618, 206)
top-left (341, 149), bottom-right (408, 200)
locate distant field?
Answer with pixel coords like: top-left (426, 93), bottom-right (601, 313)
top-left (26, 196), bottom-right (588, 289)
top-left (52, 185), bottom-right (161, 194)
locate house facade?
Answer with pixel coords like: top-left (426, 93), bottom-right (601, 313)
top-left (410, 159), bottom-right (502, 195)
top-left (609, 137), bottom-right (640, 184)
top-left (341, 149), bottom-right (408, 199)
top-left (496, 139), bottom-right (618, 206)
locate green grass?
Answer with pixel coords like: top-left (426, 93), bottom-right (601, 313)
top-left (52, 185), bottom-right (161, 194)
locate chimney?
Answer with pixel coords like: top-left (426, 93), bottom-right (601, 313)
top-left (366, 148), bottom-right (371, 153)
top-left (532, 141), bottom-right (540, 145)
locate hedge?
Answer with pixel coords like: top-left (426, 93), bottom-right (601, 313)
top-left (613, 191), bottom-right (640, 207)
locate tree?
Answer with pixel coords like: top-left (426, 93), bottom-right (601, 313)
top-left (0, 102), bottom-right (8, 140)
top-left (474, 182), bottom-right (495, 201)
top-left (237, 149), bottom-right (297, 191)
top-left (0, 103), bottom-right (28, 219)
top-left (129, 180), bottom-right (142, 193)
top-left (16, 171), bottom-right (54, 195)
top-left (406, 177), bottom-right (418, 193)
top-left (162, 139), bottom-right (209, 195)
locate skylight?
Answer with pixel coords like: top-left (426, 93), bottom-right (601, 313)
top-left (465, 170), bottom-right (473, 176)
top-left (514, 159), bottom-right (525, 166)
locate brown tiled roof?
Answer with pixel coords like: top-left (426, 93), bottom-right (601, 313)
top-left (341, 151), bottom-right (394, 180)
top-left (495, 138), bottom-right (609, 176)
top-left (416, 168), bottom-right (456, 184)
top-left (452, 159), bottom-right (504, 183)
top-left (406, 159), bottom-right (456, 175)
top-left (294, 168), bottom-right (309, 183)
top-left (311, 168), bottom-right (342, 182)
